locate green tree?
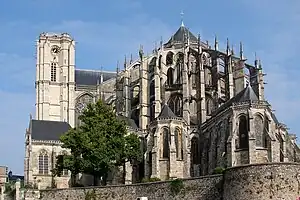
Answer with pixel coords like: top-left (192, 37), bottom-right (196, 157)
top-left (52, 128), bottom-right (87, 186)
top-left (54, 99), bottom-right (142, 186)
top-left (117, 132), bottom-right (143, 183)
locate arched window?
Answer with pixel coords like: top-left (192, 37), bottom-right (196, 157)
top-left (161, 128), bottom-right (170, 158)
top-left (38, 150), bottom-right (49, 175)
top-left (278, 134), bottom-right (284, 162)
top-left (168, 95), bottom-right (183, 117)
top-left (254, 115), bottom-right (264, 147)
top-left (167, 68), bottom-right (174, 86)
top-left (158, 55), bottom-right (162, 69)
top-left (166, 52), bottom-right (174, 65)
top-left (215, 123), bottom-right (222, 165)
top-left (191, 137), bottom-right (200, 164)
top-left (264, 119), bottom-right (269, 148)
top-left (75, 94), bottom-right (94, 127)
top-left (149, 57), bottom-right (156, 79)
top-left (150, 81), bottom-right (155, 97)
top-left (51, 63), bottom-right (57, 82)
top-left (131, 109), bottom-right (140, 128)
top-left (204, 68), bottom-right (212, 86)
top-left (132, 85), bottom-right (140, 99)
top-left (175, 127), bottom-right (183, 160)
top-left (238, 115), bottom-right (249, 149)
top-left (176, 53), bottom-right (184, 84)
top-left (150, 96), bottom-right (155, 121)
top-left (206, 97), bottom-right (213, 115)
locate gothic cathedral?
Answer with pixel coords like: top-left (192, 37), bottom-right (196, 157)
top-left (24, 22), bottom-right (300, 189)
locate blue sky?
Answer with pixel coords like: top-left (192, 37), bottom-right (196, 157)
top-left (1, 0), bottom-right (300, 175)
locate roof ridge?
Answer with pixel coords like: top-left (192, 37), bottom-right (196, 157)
top-left (76, 69), bottom-right (116, 73)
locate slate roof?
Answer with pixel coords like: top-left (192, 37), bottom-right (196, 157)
top-left (213, 84), bottom-right (259, 115)
top-left (117, 115), bottom-right (138, 129)
top-left (75, 69), bottom-right (116, 86)
top-left (31, 120), bottom-right (71, 141)
top-left (157, 104), bottom-right (176, 118)
top-left (271, 111), bottom-right (280, 125)
top-left (165, 25), bottom-right (198, 46)
top-left (226, 84), bottom-right (258, 104)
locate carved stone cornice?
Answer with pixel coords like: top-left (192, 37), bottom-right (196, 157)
top-left (32, 139), bottom-right (63, 145)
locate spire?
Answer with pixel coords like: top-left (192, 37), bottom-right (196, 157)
top-left (254, 52), bottom-right (258, 68)
top-left (130, 54), bottom-right (133, 64)
top-left (214, 35), bottom-right (218, 50)
top-left (160, 36), bottom-right (163, 49)
top-left (180, 11), bottom-right (184, 27)
top-left (258, 59), bottom-right (262, 69)
top-left (124, 55), bottom-right (127, 69)
top-left (116, 60), bottom-right (120, 74)
top-left (139, 45), bottom-right (144, 61)
top-left (100, 66), bottom-right (103, 83)
top-left (226, 38), bottom-right (230, 55)
top-left (240, 42), bottom-right (244, 60)
top-left (231, 45), bottom-right (235, 55)
top-left (187, 28), bottom-right (190, 46)
top-left (197, 34), bottom-right (201, 53)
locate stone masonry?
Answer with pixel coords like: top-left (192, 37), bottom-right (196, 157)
top-left (22, 163), bottom-right (300, 200)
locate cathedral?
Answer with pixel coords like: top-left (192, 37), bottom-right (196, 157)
top-left (24, 21), bottom-right (300, 189)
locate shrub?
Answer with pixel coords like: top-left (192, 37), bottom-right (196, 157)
top-left (141, 177), bottom-right (161, 183)
top-left (169, 178), bottom-right (184, 195)
top-left (212, 167), bottom-right (225, 174)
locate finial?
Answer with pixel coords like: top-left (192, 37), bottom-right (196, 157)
top-left (154, 41), bottom-right (158, 53)
top-left (180, 11), bottom-right (184, 27)
top-left (116, 61), bottom-right (120, 74)
top-left (214, 35), bottom-right (218, 50)
top-left (139, 45), bottom-right (144, 60)
top-left (240, 42), bottom-right (244, 60)
top-left (187, 28), bottom-right (190, 45)
top-left (124, 55), bottom-right (127, 69)
top-left (254, 52), bottom-right (258, 68)
top-left (226, 38), bottom-right (230, 55)
top-left (130, 54), bottom-right (133, 64)
top-left (231, 44), bottom-right (235, 55)
top-left (197, 34), bottom-right (201, 52)
top-left (258, 59), bottom-right (262, 69)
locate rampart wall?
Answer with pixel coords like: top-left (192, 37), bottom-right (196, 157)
top-left (25, 163), bottom-right (300, 200)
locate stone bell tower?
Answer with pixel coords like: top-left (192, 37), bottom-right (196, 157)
top-left (35, 33), bottom-right (76, 127)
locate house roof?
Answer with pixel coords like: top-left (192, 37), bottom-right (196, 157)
top-left (75, 69), bottom-right (116, 86)
top-left (31, 119), bottom-right (71, 141)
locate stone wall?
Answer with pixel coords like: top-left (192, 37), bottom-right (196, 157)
top-left (38, 175), bottom-right (223, 200)
top-left (27, 163), bottom-right (300, 200)
top-left (223, 162), bottom-right (300, 200)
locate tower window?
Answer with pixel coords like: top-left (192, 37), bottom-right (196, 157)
top-left (51, 63), bottom-right (57, 82)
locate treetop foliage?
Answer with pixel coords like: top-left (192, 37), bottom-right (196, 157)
top-left (53, 99), bottom-right (142, 185)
